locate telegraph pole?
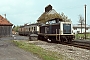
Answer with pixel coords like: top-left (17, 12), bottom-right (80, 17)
top-left (84, 4), bottom-right (86, 39)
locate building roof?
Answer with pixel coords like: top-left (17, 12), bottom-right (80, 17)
top-left (37, 4), bottom-right (71, 23)
top-left (73, 24), bottom-right (90, 28)
top-left (37, 9), bottom-right (62, 23)
top-left (0, 15), bottom-right (13, 26)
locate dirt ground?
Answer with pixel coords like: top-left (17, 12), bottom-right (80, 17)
top-left (0, 37), bottom-right (42, 60)
top-left (28, 40), bottom-right (90, 60)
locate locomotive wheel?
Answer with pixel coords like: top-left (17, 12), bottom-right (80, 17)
top-left (61, 39), bottom-right (64, 43)
top-left (51, 38), bottom-right (56, 43)
top-left (68, 39), bottom-right (72, 43)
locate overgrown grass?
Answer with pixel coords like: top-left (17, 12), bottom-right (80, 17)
top-left (75, 33), bottom-right (90, 40)
top-left (13, 40), bottom-right (72, 60)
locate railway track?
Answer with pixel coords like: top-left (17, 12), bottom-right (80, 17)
top-left (60, 41), bottom-right (90, 50)
top-left (35, 39), bottom-right (90, 50)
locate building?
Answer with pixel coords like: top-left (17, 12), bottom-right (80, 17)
top-left (37, 4), bottom-right (71, 24)
top-left (0, 15), bottom-right (13, 36)
top-left (37, 4), bottom-right (62, 23)
top-left (73, 24), bottom-right (90, 34)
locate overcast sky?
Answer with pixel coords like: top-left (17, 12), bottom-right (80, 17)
top-left (0, 0), bottom-right (90, 26)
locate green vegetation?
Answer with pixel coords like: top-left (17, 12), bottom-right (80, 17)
top-left (12, 25), bottom-right (20, 32)
top-left (75, 33), bottom-right (90, 40)
top-left (13, 40), bottom-right (72, 60)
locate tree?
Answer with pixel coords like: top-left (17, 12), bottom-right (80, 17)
top-left (60, 12), bottom-right (71, 22)
top-left (78, 15), bottom-right (84, 33)
top-left (12, 25), bottom-right (20, 32)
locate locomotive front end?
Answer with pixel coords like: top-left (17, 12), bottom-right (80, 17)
top-left (60, 22), bottom-right (75, 42)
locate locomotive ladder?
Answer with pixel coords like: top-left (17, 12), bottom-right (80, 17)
top-left (56, 29), bottom-right (60, 41)
top-left (56, 29), bottom-right (57, 40)
top-left (59, 29), bottom-right (60, 41)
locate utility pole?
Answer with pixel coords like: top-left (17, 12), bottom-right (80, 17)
top-left (84, 4), bottom-right (86, 39)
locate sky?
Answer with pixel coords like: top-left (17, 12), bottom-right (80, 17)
top-left (0, 0), bottom-right (90, 26)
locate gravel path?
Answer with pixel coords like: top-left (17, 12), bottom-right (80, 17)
top-left (29, 40), bottom-right (90, 60)
top-left (2, 35), bottom-right (89, 60)
top-left (0, 39), bottom-right (42, 60)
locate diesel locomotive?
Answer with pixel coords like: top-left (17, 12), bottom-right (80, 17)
top-left (38, 18), bottom-right (75, 42)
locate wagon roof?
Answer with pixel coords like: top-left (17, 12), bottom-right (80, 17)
top-left (0, 15), bottom-right (13, 26)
